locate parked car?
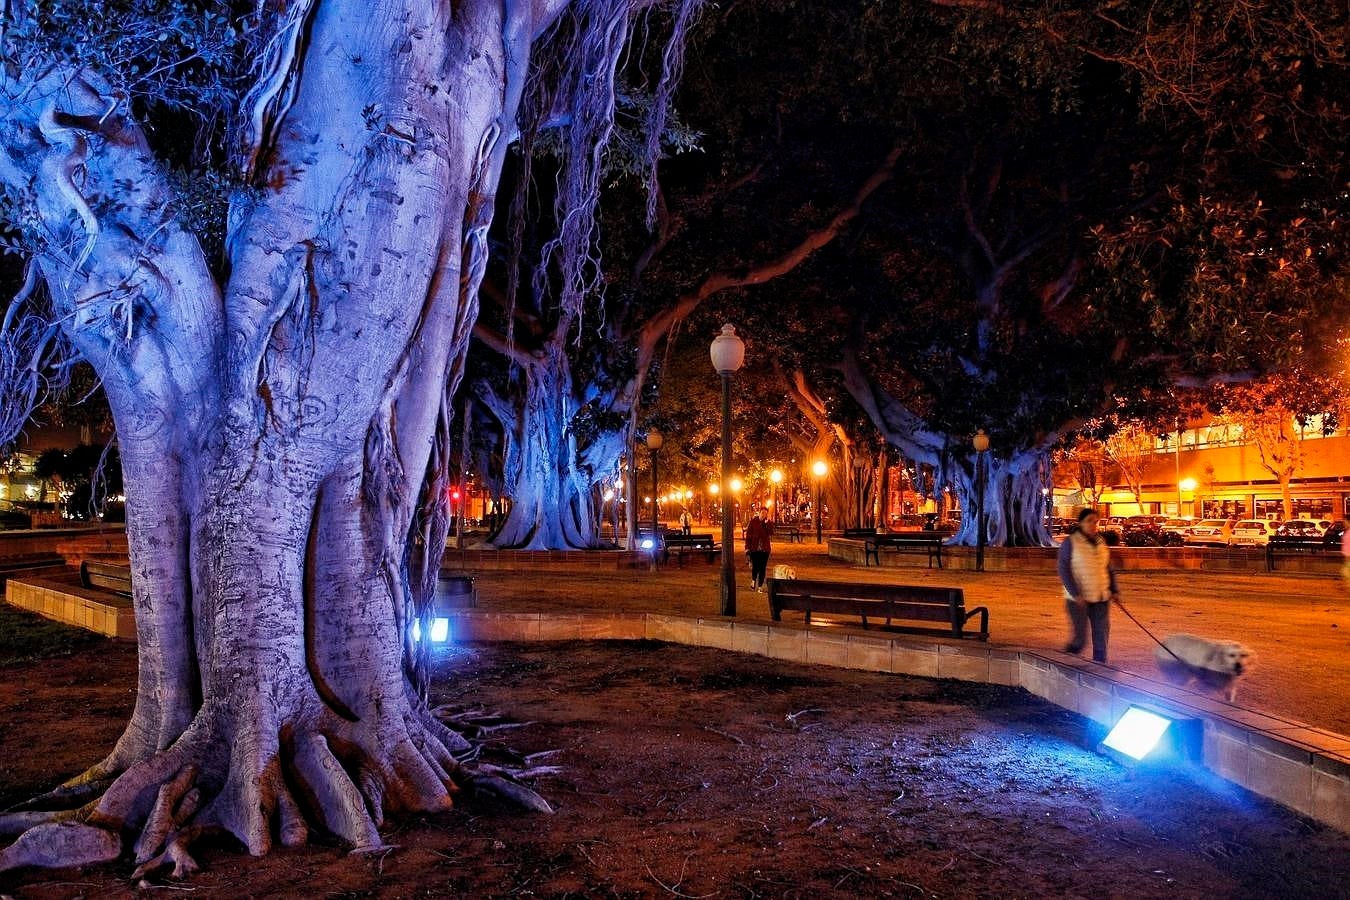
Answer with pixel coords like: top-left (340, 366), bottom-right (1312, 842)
top-left (1185, 519), bottom-right (1234, 546)
top-left (1322, 520), bottom-right (1347, 550)
top-left (1268, 520), bottom-right (1326, 549)
top-left (1120, 515), bottom-right (1171, 546)
top-left (1230, 519), bottom-right (1277, 546)
top-left (0, 500), bottom-right (31, 530)
top-left (1159, 517), bottom-right (1194, 545)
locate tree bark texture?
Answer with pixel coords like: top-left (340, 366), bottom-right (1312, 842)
top-left (0, 0), bottom-right (608, 874)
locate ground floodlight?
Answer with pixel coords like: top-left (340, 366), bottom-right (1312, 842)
top-left (1099, 705), bottom-right (1201, 766)
top-left (640, 538), bottom-right (655, 550)
top-left (429, 617), bottom-right (450, 643)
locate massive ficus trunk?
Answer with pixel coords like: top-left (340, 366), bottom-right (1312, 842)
top-left (951, 451), bottom-right (1055, 548)
top-left (482, 352), bottom-right (599, 549)
top-left (0, 0), bottom-right (567, 875)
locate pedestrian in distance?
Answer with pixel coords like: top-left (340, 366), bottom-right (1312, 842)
top-left (745, 511), bottom-right (772, 592)
top-left (679, 508), bottom-right (693, 536)
top-left (1057, 507), bottom-right (1118, 664)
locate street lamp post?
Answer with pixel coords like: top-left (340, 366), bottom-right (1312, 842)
top-left (770, 468), bottom-right (784, 525)
top-left (973, 429), bottom-right (990, 572)
top-left (647, 429), bottom-right (663, 547)
top-left (812, 460), bottom-right (828, 544)
top-left (711, 324), bottom-right (745, 616)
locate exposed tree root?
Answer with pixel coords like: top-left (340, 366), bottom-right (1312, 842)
top-left (0, 705), bottom-right (558, 880)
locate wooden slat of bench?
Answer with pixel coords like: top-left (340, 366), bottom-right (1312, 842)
top-left (767, 578), bottom-right (985, 639)
top-left (772, 579), bottom-right (958, 604)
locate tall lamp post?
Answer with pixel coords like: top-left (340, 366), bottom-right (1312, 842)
top-left (711, 324), bottom-right (745, 616)
top-left (770, 468), bottom-right (784, 525)
top-left (973, 429), bottom-right (990, 572)
top-left (812, 460), bottom-right (828, 544)
top-left (647, 429), bottom-right (663, 544)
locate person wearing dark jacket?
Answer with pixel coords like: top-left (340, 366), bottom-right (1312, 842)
top-left (745, 512), bottom-right (772, 592)
top-left (1057, 508), bottom-right (1119, 663)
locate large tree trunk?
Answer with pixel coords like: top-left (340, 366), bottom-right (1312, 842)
top-left (950, 451), bottom-right (1055, 548)
top-left (0, 0), bottom-right (578, 875)
top-left (485, 355), bottom-right (599, 549)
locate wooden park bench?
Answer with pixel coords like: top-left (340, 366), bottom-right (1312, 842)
top-left (80, 560), bottom-right (133, 597)
top-left (663, 533), bottom-right (720, 565)
top-left (778, 526), bottom-right (803, 543)
top-left (864, 533), bottom-right (945, 568)
top-left (766, 577), bottom-right (988, 640)
top-left (842, 527), bottom-right (877, 539)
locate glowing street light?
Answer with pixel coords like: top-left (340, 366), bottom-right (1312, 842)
top-left (770, 468), bottom-right (784, 524)
top-left (711, 324), bottom-right (745, 616)
top-left (973, 429), bottom-right (990, 572)
top-left (812, 460), bottom-right (828, 544)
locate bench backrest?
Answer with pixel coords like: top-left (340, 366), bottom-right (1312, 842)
top-left (81, 560), bottom-right (133, 595)
top-left (666, 534), bottom-right (716, 548)
top-left (768, 578), bottom-right (963, 620)
top-left (843, 527), bottom-right (878, 537)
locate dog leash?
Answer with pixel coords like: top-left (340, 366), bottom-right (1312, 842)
top-left (1112, 596), bottom-right (1185, 663)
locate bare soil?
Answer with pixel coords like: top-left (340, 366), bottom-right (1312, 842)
top-left (3, 637), bottom-right (1349, 899)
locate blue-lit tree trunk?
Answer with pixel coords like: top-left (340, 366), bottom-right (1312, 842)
top-left (0, 0), bottom-right (697, 876)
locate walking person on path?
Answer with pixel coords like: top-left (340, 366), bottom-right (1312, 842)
top-left (679, 508), bottom-right (692, 536)
top-left (745, 511), bottom-right (772, 592)
top-left (1057, 508), bottom-right (1119, 664)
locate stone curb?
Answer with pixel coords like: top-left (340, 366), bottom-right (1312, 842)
top-left (446, 608), bottom-right (1350, 834)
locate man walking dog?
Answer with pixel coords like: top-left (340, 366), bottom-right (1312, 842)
top-left (1057, 508), bottom-right (1119, 664)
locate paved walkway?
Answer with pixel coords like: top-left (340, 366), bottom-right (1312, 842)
top-left (469, 541), bottom-right (1350, 733)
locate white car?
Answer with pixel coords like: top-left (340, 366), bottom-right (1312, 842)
top-left (1184, 519), bottom-right (1233, 546)
top-left (1230, 519), bottom-right (1276, 546)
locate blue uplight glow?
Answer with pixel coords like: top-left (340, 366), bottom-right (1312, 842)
top-left (640, 538), bottom-right (654, 549)
top-left (1101, 706), bottom-right (1172, 760)
top-left (412, 617), bottom-right (451, 644)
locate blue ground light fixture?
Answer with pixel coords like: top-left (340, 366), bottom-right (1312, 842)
top-left (1099, 705), bottom-right (1202, 766)
top-left (412, 617), bottom-right (451, 644)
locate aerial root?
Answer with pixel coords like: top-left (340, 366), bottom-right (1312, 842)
top-left (274, 773), bottom-right (309, 848)
top-left (0, 822), bottom-right (120, 873)
top-left (132, 826), bottom-right (208, 881)
top-left (463, 770), bottom-right (555, 815)
top-left (0, 809), bottom-right (82, 839)
top-left (6, 778), bottom-right (112, 813)
top-left (290, 733), bottom-right (382, 850)
top-left (134, 764), bottom-right (198, 864)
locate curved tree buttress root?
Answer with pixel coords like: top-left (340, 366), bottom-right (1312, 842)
top-left (0, 701), bottom-right (553, 879)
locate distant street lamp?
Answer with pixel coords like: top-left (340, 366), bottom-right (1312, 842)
top-left (973, 429), bottom-right (990, 572)
top-left (812, 459), bottom-right (828, 544)
top-left (647, 429), bottom-right (663, 546)
top-left (711, 324), bottom-right (745, 616)
top-left (770, 468), bottom-right (784, 524)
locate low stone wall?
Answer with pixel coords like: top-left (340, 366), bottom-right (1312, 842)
top-left (0, 526), bottom-right (125, 561)
top-left (441, 608), bottom-right (1350, 834)
top-left (5, 575), bottom-right (134, 640)
top-left (443, 548), bottom-right (652, 571)
top-left (829, 538), bottom-right (1344, 576)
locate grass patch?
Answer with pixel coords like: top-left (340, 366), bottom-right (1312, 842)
top-left (0, 601), bottom-right (108, 666)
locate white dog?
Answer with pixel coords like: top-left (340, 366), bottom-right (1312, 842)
top-left (1154, 634), bottom-right (1254, 703)
top-left (771, 564), bottom-right (797, 581)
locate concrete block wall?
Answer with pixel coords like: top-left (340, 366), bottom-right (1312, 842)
top-left (440, 608), bottom-right (1350, 834)
top-left (5, 576), bottom-right (135, 640)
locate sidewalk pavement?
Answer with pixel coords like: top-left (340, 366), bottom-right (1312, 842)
top-left (469, 541), bottom-right (1350, 734)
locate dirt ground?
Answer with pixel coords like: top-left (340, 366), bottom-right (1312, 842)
top-left (3, 638), bottom-right (1350, 899)
top-left (465, 542), bottom-right (1350, 732)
